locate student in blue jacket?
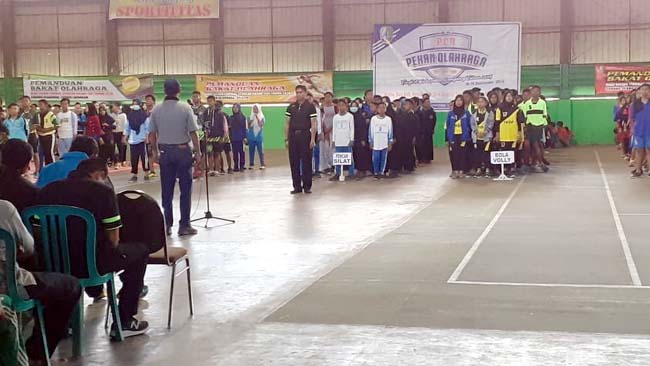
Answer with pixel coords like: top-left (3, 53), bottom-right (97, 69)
top-left (446, 95), bottom-right (476, 179)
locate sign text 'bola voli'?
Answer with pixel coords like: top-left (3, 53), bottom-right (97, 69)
top-left (404, 32), bottom-right (488, 86)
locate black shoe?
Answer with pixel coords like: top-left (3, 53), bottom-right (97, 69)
top-left (290, 189), bottom-right (302, 194)
top-left (304, 189), bottom-right (312, 194)
top-left (111, 317), bottom-right (149, 340)
top-left (117, 285), bottom-right (148, 299)
top-left (178, 226), bottom-right (198, 236)
top-left (166, 226), bottom-right (172, 236)
top-left (233, 169), bottom-right (240, 172)
top-left (227, 169), bottom-right (233, 174)
top-left (329, 175), bottom-right (339, 182)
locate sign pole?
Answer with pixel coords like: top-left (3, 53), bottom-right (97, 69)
top-left (491, 150), bottom-right (514, 181)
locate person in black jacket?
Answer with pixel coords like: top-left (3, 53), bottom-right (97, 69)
top-left (351, 101), bottom-right (372, 178)
top-left (416, 98), bottom-right (436, 164)
top-left (391, 99), bottom-right (420, 175)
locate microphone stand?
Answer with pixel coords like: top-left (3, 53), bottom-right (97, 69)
top-left (191, 117), bottom-right (235, 228)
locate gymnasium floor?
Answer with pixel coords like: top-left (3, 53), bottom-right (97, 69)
top-left (60, 146), bottom-right (650, 366)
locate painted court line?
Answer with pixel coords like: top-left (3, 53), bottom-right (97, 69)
top-left (619, 213), bottom-right (650, 216)
top-left (595, 150), bottom-right (642, 286)
top-left (447, 177), bottom-right (527, 283)
top-left (449, 280), bottom-right (650, 290)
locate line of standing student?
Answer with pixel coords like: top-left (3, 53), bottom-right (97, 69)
top-left (302, 89), bottom-right (438, 182)
top-left (614, 84), bottom-right (650, 178)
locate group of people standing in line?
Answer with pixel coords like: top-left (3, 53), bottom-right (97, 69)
top-left (613, 83), bottom-right (650, 178)
top-left (284, 84), bottom-right (573, 193)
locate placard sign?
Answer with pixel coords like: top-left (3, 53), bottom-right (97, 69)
top-left (333, 152), bottom-right (353, 166)
top-left (490, 150), bottom-right (515, 181)
top-left (490, 151), bottom-right (515, 165)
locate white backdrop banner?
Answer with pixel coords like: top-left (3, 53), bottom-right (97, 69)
top-left (372, 22), bottom-right (521, 110)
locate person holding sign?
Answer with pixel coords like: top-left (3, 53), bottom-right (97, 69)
top-left (472, 96), bottom-right (495, 178)
top-left (369, 103), bottom-right (394, 180)
top-left (446, 95), bottom-right (475, 179)
top-left (330, 100), bottom-right (355, 181)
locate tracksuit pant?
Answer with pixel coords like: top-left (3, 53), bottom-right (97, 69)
top-left (372, 149), bottom-right (388, 176)
top-left (130, 142), bottom-right (149, 175)
top-left (249, 138), bottom-right (265, 167)
top-left (232, 140), bottom-right (245, 170)
top-left (449, 136), bottom-right (468, 172)
top-left (38, 135), bottom-right (56, 165)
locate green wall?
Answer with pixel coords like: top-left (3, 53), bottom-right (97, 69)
top-left (1, 65), bottom-right (623, 148)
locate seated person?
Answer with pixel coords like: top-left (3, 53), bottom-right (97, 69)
top-left (0, 139), bottom-right (40, 213)
top-left (38, 158), bottom-right (149, 338)
top-left (36, 135), bottom-right (98, 188)
top-left (557, 122), bottom-right (573, 147)
top-left (0, 200), bottom-right (81, 366)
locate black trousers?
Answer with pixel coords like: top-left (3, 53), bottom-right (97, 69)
top-left (114, 132), bottom-right (127, 163)
top-left (100, 140), bottom-right (116, 164)
top-left (391, 139), bottom-right (415, 172)
top-left (130, 142), bottom-right (149, 175)
top-left (449, 136), bottom-right (468, 172)
top-left (25, 272), bottom-right (81, 361)
top-left (39, 135), bottom-right (55, 165)
top-left (97, 242), bottom-right (149, 322)
top-left (473, 141), bottom-right (490, 170)
top-left (288, 130), bottom-right (312, 191)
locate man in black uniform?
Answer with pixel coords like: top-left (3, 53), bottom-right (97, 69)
top-left (417, 98), bottom-right (436, 164)
top-left (285, 85), bottom-right (317, 194)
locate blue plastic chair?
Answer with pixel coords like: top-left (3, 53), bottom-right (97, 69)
top-left (0, 228), bottom-right (51, 366)
top-left (21, 205), bottom-right (124, 357)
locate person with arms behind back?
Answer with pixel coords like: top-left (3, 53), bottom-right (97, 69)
top-left (149, 79), bottom-right (202, 236)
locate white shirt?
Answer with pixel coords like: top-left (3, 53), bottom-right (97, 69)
top-left (56, 110), bottom-right (78, 139)
top-left (332, 112), bottom-right (355, 147)
top-left (111, 112), bottom-right (128, 133)
top-left (370, 115), bottom-right (393, 150)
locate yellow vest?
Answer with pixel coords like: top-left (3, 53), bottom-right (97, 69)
top-left (496, 108), bottom-right (518, 143)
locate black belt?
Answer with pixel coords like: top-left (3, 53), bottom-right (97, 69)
top-left (291, 129), bottom-right (310, 134)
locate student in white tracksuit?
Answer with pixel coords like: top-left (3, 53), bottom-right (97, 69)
top-left (369, 102), bottom-right (394, 179)
top-left (331, 100), bottom-right (355, 180)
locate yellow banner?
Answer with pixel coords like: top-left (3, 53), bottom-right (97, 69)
top-left (109, 0), bottom-right (219, 19)
top-left (195, 73), bottom-right (333, 104)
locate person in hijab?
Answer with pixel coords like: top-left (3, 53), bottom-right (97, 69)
top-left (488, 91), bottom-right (499, 113)
top-left (247, 103), bottom-right (266, 169)
top-left (98, 105), bottom-right (116, 166)
top-left (416, 98), bottom-right (436, 164)
top-left (229, 103), bottom-right (248, 172)
top-left (495, 90), bottom-right (521, 176)
top-left (350, 100), bottom-right (372, 178)
top-left (125, 99), bottom-right (150, 182)
top-left (446, 95), bottom-right (475, 179)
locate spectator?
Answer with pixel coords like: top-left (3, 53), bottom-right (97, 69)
top-left (0, 139), bottom-right (39, 213)
top-left (35, 100), bottom-right (58, 165)
top-left (84, 103), bottom-right (103, 141)
top-left (0, 199), bottom-right (81, 365)
top-left (38, 158), bottom-right (150, 338)
top-left (19, 96), bottom-right (40, 177)
top-left (74, 102), bottom-right (87, 135)
top-left (111, 103), bottom-right (128, 168)
top-left (3, 103), bottom-right (29, 142)
top-left (98, 105), bottom-right (116, 165)
top-left (125, 100), bottom-right (150, 182)
top-left (229, 103), bottom-right (247, 172)
top-left (247, 103), bottom-right (266, 170)
top-left (37, 135), bottom-right (99, 188)
top-left (56, 98), bottom-right (78, 156)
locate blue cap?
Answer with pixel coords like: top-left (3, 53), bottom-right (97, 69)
top-left (164, 79), bottom-right (181, 96)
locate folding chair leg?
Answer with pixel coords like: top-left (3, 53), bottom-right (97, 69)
top-left (72, 297), bottom-right (84, 357)
top-left (185, 258), bottom-right (194, 316)
top-left (104, 303), bottom-right (110, 329)
top-left (167, 263), bottom-right (177, 329)
top-left (107, 277), bottom-right (124, 341)
top-left (36, 303), bottom-right (52, 366)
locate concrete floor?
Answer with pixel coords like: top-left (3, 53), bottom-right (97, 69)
top-left (49, 147), bottom-right (650, 365)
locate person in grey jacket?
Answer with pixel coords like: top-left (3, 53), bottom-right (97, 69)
top-left (471, 96), bottom-right (495, 177)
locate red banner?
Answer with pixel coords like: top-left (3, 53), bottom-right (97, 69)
top-left (595, 64), bottom-right (650, 95)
